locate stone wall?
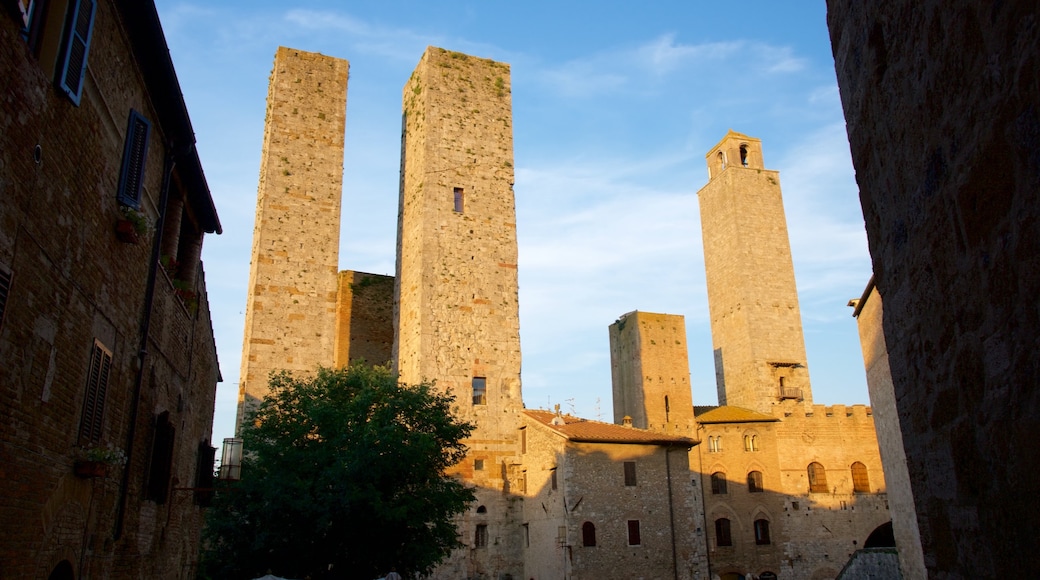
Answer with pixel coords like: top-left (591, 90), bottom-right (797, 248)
top-left (827, 2), bottom-right (1040, 576)
top-left (238, 47), bottom-right (347, 425)
top-left (395, 46), bottom-right (524, 579)
top-left (0, 2), bottom-right (220, 577)
top-left (696, 132), bottom-right (812, 412)
top-left (334, 270), bottom-right (394, 368)
top-left (851, 283), bottom-right (925, 579)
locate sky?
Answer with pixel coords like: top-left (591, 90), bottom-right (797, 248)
top-left (151, 1), bottom-right (875, 448)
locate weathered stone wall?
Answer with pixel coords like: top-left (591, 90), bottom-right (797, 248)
top-left (238, 47), bottom-right (347, 425)
top-left (697, 132), bottom-right (812, 413)
top-left (827, 2), bottom-right (1040, 576)
top-left (333, 270), bottom-right (394, 368)
top-left (610, 311), bottom-right (696, 435)
top-left (0, 2), bottom-right (220, 577)
top-left (395, 46), bottom-right (524, 579)
top-left (852, 283), bottom-right (925, 579)
top-left (836, 548), bottom-right (901, 580)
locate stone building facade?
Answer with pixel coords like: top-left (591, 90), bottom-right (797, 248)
top-left (827, 2), bottom-right (1040, 576)
top-left (0, 1), bottom-right (222, 577)
top-left (240, 45), bottom-right (892, 580)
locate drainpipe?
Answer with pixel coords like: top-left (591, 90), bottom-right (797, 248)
top-left (666, 445), bottom-right (679, 580)
top-left (113, 142), bottom-right (178, 539)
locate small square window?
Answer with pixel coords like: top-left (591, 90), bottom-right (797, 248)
top-left (454, 187), bottom-right (464, 213)
top-left (474, 459), bottom-right (484, 471)
top-left (472, 377), bottom-right (486, 405)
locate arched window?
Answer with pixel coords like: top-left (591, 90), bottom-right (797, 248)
top-left (754, 519), bottom-right (771, 545)
top-left (851, 461), bottom-right (870, 493)
top-left (476, 505), bottom-right (487, 514)
top-left (711, 471), bottom-right (728, 495)
top-left (740, 144), bottom-right (749, 166)
top-left (717, 151), bottom-right (726, 171)
top-left (747, 470), bottom-right (764, 493)
top-left (743, 434), bottom-right (759, 452)
top-left (582, 521), bottom-right (596, 547)
top-left (715, 518), bottom-right (732, 546)
top-left (709, 435), bottom-right (721, 453)
top-left (808, 462), bottom-right (829, 493)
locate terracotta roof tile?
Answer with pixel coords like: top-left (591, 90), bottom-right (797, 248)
top-left (523, 410), bottom-right (695, 447)
top-left (694, 405), bottom-right (779, 424)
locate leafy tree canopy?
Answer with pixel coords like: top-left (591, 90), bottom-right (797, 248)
top-left (201, 365), bottom-right (475, 579)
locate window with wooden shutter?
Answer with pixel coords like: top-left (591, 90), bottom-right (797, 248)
top-left (623, 461), bottom-right (637, 486)
top-left (78, 339), bottom-right (112, 445)
top-left (715, 518), bottom-right (732, 547)
top-left (57, 0), bottom-right (96, 104)
top-left (626, 520), bottom-right (641, 546)
top-left (147, 411), bottom-right (176, 504)
top-left (116, 110), bottom-right (151, 208)
top-left (194, 442), bottom-right (216, 506)
top-left (851, 461), bottom-right (870, 493)
top-left (808, 462), bottom-right (829, 493)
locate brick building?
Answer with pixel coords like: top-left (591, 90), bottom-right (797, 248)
top-left (0, 1), bottom-right (222, 577)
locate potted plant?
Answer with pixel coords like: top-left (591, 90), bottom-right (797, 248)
top-left (74, 444), bottom-right (127, 478)
top-left (115, 206), bottom-right (150, 244)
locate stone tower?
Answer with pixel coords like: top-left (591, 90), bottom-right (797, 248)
top-left (696, 131), bottom-right (812, 413)
top-left (394, 47), bottom-right (523, 578)
top-left (237, 47), bottom-right (348, 427)
top-left (609, 311), bottom-right (695, 435)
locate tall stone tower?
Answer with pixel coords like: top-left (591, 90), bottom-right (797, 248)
top-left (237, 47), bottom-right (348, 427)
top-left (395, 47), bottom-right (523, 578)
top-left (696, 131), bottom-right (812, 413)
top-left (609, 311), bottom-right (695, 435)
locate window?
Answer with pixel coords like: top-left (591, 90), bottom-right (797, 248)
top-left (709, 435), bottom-right (721, 453)
top-left (582, 522), bottom-right (596, 547)
top-left (664, 395), bottom-right (670, 423)
top-left (23, 0), bottom-right (96, 104)
top-left (0, 266), bottom-right (11, 332)
top-left (624, 461), bottom-right (637, 486)
top-left (808, 462), bottom-right (828, 493)
top-left (747, 470), bottom-right (764, 493)
top-left (710, 472), bottom-right (728, 495)
top-left (453, 187), bottom-right (464, 212)
top-left (627, 520), bottom-right (641, 546)
top-left (78, 339), bottom-right (112, 444)
top-left (743, 433), bottom-right (759, 452)
top-left (472, 376), bottom-right (486, 405)
top-left (550, 468), bottom-right (557, 491)
top-left (146, 411), bottom-right (176, 504)
top-left (474, 459), bottom-right (484, 471)
top-left (476, 505), bottom-right (487, 514)
top-left (116, 109), bottom-right (151, 208)
top-left (474, 524), bottom-right (488, 548)
top-left (851, 461), bottom-right (870, 493)
top-left (715, 518), bottom-right (732, 547)
top-left (521, 470), bottom-right (527, 494)
top-left (194, 442), bottom-right (216, 506)
top-left (754, 519), bottom-right (771, 545)
top-left (523, 523), bottom-right (530, 547)
top-left (740, 144), bottom-right (749, 167)
top-left (520, 427), bottom-right (526, 454)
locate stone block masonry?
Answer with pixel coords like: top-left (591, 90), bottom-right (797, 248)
top-left (334, 270), bottom-right (394, 368)
top-left (238, 47), bottom-right (348, 428)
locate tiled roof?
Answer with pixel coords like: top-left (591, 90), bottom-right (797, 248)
top-left (523, 410), bottom-right (696, 447)
top-left (694, 405), bottom-right (779, 424)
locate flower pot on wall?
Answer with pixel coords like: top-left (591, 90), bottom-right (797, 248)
top-left (74, 460), bottom-right (108, 478)
top-left (115, 218), bottom-right (141, 244)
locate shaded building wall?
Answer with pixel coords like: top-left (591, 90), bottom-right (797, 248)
top-left (0, 1), bottom-right (221, 577)
top-left (609, 311), bottom-right (696, 435)
top-left (333, 270), bottom-right (394, 368)
top-left (238, 47), bottom-right (347, 427)
top-left (395, 46), bottom-right (524, 579)
top-left (696, 132), bottom-right (812, 413)
top-left (827, 2), bottom-right (1040, 576)
top-left (851, 283), bottom-right (925, 579)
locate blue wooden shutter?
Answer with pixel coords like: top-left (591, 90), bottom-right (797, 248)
top-left (57, 0), bottom-right (96, 105)
top-left (116, 110), bottom-right (151, 208)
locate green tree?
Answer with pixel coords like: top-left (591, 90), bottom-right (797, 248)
top-left (200, 365), bottom-right (475, 579)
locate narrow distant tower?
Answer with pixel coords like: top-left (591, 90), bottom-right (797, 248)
top-left (696, 131), bottom-right (812, 413)
top-left (609, 311), bottom-right (695, 435)
top-left (394, 47), bottom-right (523, 578)
top-left (237, 47), bottom-right (348, 427)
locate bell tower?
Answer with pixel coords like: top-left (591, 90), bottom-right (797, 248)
top-left (697, 131), bottom-right (812, 413)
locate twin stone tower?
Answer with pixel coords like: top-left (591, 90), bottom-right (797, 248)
top-left (238, 46), bottom-right (878, 580)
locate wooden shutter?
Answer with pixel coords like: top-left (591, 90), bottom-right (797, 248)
top-left (194, 442), bottom-right (216, 506)
top-left (57, 0), bottom-right (96, 104)
top-left (623, 461), bottom-right (637, 486)
top-left (627, 520), bottom-right (641, 545)
top-left (147, 411), bottom-right (176, 504)
top-left (116, 110), bottom-right (151, 207)
top-left (78, 340), bottom-right (112, 444)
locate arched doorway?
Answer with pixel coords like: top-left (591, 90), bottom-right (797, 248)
top-left (864, 521), bottom-right (896, 547)
top-left (48, 560), bottom-right (74, 580)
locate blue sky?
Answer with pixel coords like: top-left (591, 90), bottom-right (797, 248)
top-left (152, 1), bottom-right (874, 446)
